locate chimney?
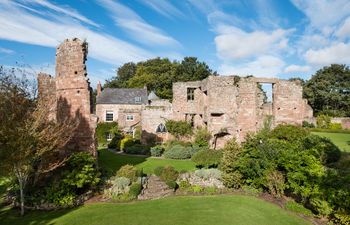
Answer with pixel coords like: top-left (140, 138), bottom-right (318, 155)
top-left (97, 81), bottom-right (102, 96)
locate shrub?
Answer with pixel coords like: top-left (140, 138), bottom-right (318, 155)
top-left (303, 134), bottom-right (341, 164)
top-left (116, 165), bottom-right (139, 182)
top-left (150, 145), bottom-right (164, 157)
top-left (158, 166), bottom-right (179, 189)
top-left (154, 166), bottom-right (164, 176)
top-left (194, 169), bottom-right (222, 180)
top-left (108, 133), bottom-right (123, 149)
top-left (221, 138), bottom-right (242, 188)
top-left (204, 186), bottom-right (218, 194)
top-left (129, 182), bottom-right (142, 198)
top-left (96, 122), bottom-right (119, 147)
top-left (192, 149), bottom-right (222, 168)
top-left (302, 120), bottom-right (315, 128)
top-left (62, 152), bottom-right (100, 189)
top-left (120, 136), bottom-right (134, 151)
top-left (332, 211), bottom-right (350, 225)
top-left (310, 198), bottom-right (333, 216)
top-left (265, 170), bottom-right (285, 198)
top-left (329, 122), bottom-right (342, 130)
top-left (163, 145), bottom-right (191, 159)
top-left (124, 144), bottom-right (149, 155)
top-left (191, 185), bottom-right (203, 193)
top-left (45, 186), bottom-right (76, 207)
top-left (269, 124), bottom-right (309, 142)
top-left (104, 177), bottom-right (131, 199)
top-left (285, 200), bottom-right (313, 216)
top-left (178, 180), bottom-right (191, 190)
top-left (194, 127), bottom-right (211, 148)
top-left (165, 120), bottom-right (192, 139)
top-left (316, 114), bottom-right (331, 129)
top-left (164, 140), bottom-right (192, 150)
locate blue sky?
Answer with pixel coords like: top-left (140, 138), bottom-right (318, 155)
top-left (1, 0), bottom-right (350, 88)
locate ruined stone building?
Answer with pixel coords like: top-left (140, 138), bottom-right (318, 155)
top-left (38, 38), bottom-right (313, 150)
top-left (96, 76), bottom-right (313, 148)
top-left (38, 38), bottom-right (97, 155)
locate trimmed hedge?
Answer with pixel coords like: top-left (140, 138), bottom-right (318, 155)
top-left (163, 145), bottom-right (191, 159)
top-left (191, 149), bottom-right (223, 168)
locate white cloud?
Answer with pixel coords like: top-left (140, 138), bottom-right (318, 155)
top-left (0, 1), bottom-right (153, 65)
top-left (336, 16), bottom-right (350, 39)
top-left (97, 0), bottom-right (180, 48)
top-left (0, 47), bottom-right (15, 54)
top-left (23, 0), bottom-right (99, 27)
top-left (304, 42), bottom-right (350, 65)
top-left (284, 64), bottom-right (311, 73)
top-left (218, 55), bottom-right (285, 77)
top-left (214, 25), bottom-right (292, 60)
top-left (291, 0), bottom-right (350, 30)
top-left (139, 0), bottom-right (184, 19)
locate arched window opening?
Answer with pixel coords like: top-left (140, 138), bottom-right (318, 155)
top-left (156, 123), bottom-right (167, 133)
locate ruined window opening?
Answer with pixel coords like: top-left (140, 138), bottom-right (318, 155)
top-left (211, 113), bottom-right (223, 117)
top-left (258, 83), bottom-right (273, 103)
top-left (135, 96), bottom-right (141, 103)
top-left (187, 88), bottom-right (195, 101)
top-left (156, 123), bottom-right (167, 133)
top-left (74, 71), bottom-right (78, 74)
top-left (203, 90), bottom-right (208, 95)
top-left (106, 132), bottom-right (112, 141)
top-left (126, 115), bottom-right (134, 121)
top-left (105, 110), bottom-right (113, 122)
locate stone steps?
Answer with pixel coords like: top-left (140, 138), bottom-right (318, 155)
top-left (138, 175), bottom-right (173, 200)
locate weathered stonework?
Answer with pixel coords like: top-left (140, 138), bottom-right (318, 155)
top-left (172, 76), bottom-right (313, 148)
top-left (38, 38), bottom-right (97, 155)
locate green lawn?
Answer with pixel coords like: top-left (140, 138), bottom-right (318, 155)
top-left (312, 132), bottom-right (350, 152)
top-left (98, 149), bottom-right (196, 175)
top-left (0, 195), bottom-right (310, 225)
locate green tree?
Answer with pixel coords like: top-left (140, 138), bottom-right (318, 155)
top-left (104, 57), bottom-right (215, 100)
top-left (303, 64), bottom-right (350, 116)
top-left (104, 62), bottom-right (136, 88)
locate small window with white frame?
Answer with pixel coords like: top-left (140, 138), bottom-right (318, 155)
top-left (105, 110), bottom-right (114, 122)
top-left (106, 132), bottom-right (112, 141)
top-left (126, 115), bottom-right (134, 121)
top-left (135, 96), bottom-right (141, 103)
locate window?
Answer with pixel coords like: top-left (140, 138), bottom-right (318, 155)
top-left (106, 133), bottom-right (112, 141)
top-left (105, 110), bottom-right (113, 122)
top-left (187, 88), bottom-right (195, 101)
top-left (126, 115), bottom-right (134, 121)
top-left (135, 96), bottom-right (141, 103)
top-left (156, 123), bottom-right (167, 133)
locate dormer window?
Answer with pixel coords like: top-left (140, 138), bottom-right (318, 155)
top-left (135, 96), bottom-right (141, 103)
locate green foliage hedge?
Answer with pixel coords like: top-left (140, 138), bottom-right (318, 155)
top-left (165, 120), bottom-right (192, 138)
top-left (221, 124), bottom-right (349, 220)
top-left (163, 145), bottom-right (192, 159)
top-left (150, 145), bottom-right (164, 157)
top-left (191, 149), bottom-right (222, 168)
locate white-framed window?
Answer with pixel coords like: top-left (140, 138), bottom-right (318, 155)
top-left (126, 115), bottom-right (134, 121)
top-left (105, 110), bottom-right (114, 122)
top-left (106, 132), bottom-right (112, 141)
top-left (135, 96), bottom-right (141, 103)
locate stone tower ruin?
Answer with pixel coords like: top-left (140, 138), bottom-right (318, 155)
top-left (38, 38), bottom-right (97, 155)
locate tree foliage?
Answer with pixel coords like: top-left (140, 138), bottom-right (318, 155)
top-left (165, 120), bottom-right (193, 139)
top-left (104, 57), bottom-right (215, 100)
top-left (303, 64), bottom-right (350, 116)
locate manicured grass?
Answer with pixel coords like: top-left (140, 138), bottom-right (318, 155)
top-left (312, 132), bottom-right (350, 152)
top-left (0, 195), bottom-right (310, 225)
top-left (98, 149), bottom-right (196, 175)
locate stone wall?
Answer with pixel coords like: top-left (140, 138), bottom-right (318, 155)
top-left (331, 117), bottom-right (350, 129)
top-left (96, 104), bottom-right (143, 132)
top-left (172, 75), bottom-right (313, 147)
top-left (141, 99), bottom-right (173, 143)
top-left (38, 38), bottom-right (97, 156)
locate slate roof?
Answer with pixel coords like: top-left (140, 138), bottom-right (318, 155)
top-left (96, 88), bottom-right (148, 105)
